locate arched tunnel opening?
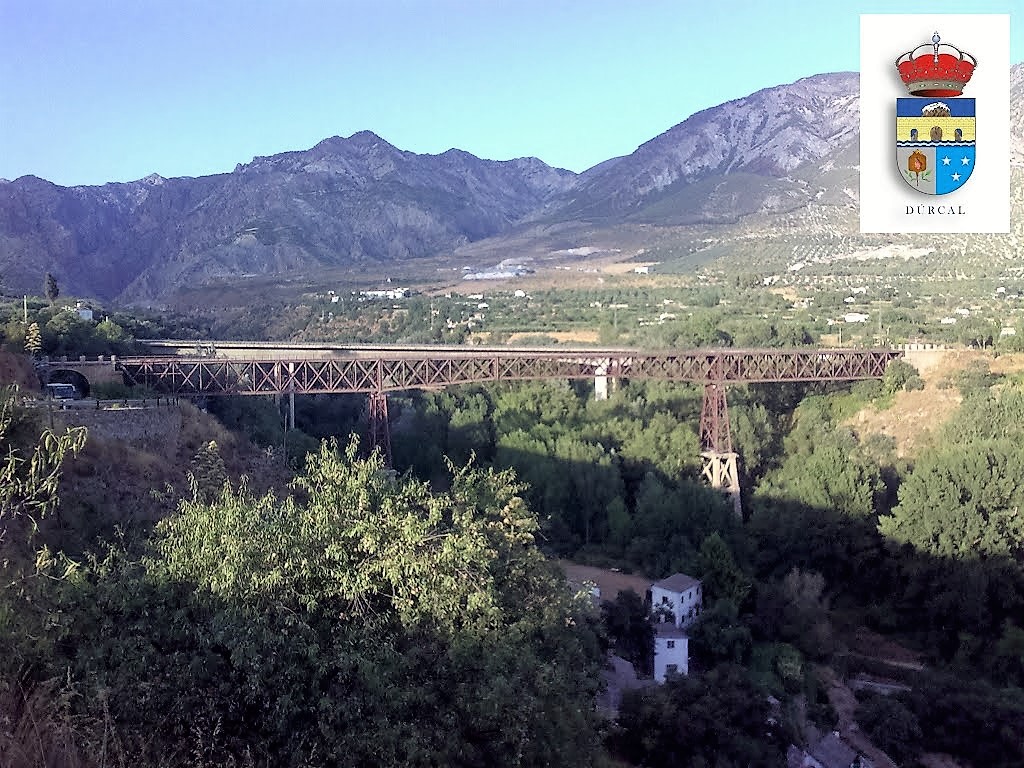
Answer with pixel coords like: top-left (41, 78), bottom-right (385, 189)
top-left (46, 369), bottom-right (91, 398)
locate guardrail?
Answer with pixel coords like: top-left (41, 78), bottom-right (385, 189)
top-left (26, 397), bottom-right (182, 411)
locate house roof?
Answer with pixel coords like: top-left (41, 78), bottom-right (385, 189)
top-left (652, 573), bottom-right (700, 594)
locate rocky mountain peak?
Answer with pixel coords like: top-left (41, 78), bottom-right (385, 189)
top-left (567, 72), bottom-right (861, 218)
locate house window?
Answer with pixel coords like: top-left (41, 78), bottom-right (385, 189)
top-left (667, 640), bottom-right (675, 649)
top-left (661, 596), bottom-right (668, 604)
top-left (666, 664), bottom-right (678, 676)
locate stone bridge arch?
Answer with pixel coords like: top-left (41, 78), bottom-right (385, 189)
top-left (41, 358), bottom-right (126, 398)
top-left (45, 368), bottom-right (92, 397)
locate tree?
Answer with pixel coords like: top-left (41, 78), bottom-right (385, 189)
top-left (756, 568), bottom-right (834, 659)
top-left (697, 532), bottom-right (750, 608)
top-left (188, 440), bottom-right (228, 502)
top-left (879, 440), bottom-right (1024, 559)
top-left (0, 386), bottom-right (86, 554)
top-left (23, 322), bottom-right (42, 356)
top-left (881, 358), bottom-right (919, 396)
top-left (856, 692), bottom-right (921, 765)
top-left (602, 589), bottom-right (654, 676)
top-left (44, 272), bottom-right (59, 305)
top-left (612, 663), bottom-right (783, 768)
top-left (731, 401), bottom-right (781, 487)
top-left (689, 599), bottom-right (753, 666)
top-left (762, 427), bottom-right (881, 521)
top-left (901, 672), bottom-right (1024, 766)
top-left (27, 438), bottom-right (606, 767)
top-left (953, 358), bottom-right (996, 398)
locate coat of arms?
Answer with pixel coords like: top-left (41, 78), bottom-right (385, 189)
top-left (895, 32), bottom-right (976, 195)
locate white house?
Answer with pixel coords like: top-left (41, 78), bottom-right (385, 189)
top-left (649, 573), bottom-right (702, 683)
top-left (69, 302), bottom-right (93, 321)
top-left (843, 312), bottom-right (869, 324)
top-left (653, 625), bottom-right (689, 682)
top-left (650, 573), bottom-right (703, 628)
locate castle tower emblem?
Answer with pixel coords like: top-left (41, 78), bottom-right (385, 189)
top-left (895, 32), bottom-right (976, 195)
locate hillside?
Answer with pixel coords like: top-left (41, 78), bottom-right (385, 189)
top-left (47, 399), bottom-right (291, 552)
top-left (0, 133), bottom-right (575, 303)
top-left (1, 66), bottom-right (1022, 306)
top-left (560, 72), bottom-right (860, 223)
top-left (846, 350), bottom-right (1024, 460)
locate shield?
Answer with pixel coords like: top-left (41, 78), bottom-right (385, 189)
top-left (896, 97), bottom-right (975, 195)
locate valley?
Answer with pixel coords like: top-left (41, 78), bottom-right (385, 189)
top-left (2, 61), bottom-right (1024, 768)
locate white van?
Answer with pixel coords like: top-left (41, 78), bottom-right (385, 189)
top-left (45, 383), bottom-right (79, 402)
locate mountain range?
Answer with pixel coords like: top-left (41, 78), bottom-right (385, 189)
top-left (1, 66), bottom-right (1022, 305)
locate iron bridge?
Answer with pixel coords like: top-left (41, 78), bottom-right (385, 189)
top-left (114, 342), bottom-right (904, 513)
top-left (118, 344), bottom-right (902, 395)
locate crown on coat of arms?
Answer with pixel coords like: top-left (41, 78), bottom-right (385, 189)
top-left (895, 32), bottom-right (976, 97)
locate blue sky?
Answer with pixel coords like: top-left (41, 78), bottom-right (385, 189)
top-left (1, 0), bottom-right (1019, 187)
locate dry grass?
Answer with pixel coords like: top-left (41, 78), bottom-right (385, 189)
top-left (598, 261), bottom-right (656, 275)
top-left (846, 385), bottom-right (961, 459)
top-left (0, 350), bottom-right (42, 392)
top-left (0, 679), bottom-right (87, 768)
top-left (48, 402), bottom-right (290, 546)
top-left (0, 678), bottom-right (250, 768)
top-left (503, 330), bottom-right (600, 345)
top-left (843, 349), bottom-right (1024, 459)
top-left (560, 560), bottom-right (653, 602)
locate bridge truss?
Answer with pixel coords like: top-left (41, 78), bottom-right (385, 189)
top-left (117, 348), bottom-right (901, 395)
top-left (116, 346), bottom-right (903, 513)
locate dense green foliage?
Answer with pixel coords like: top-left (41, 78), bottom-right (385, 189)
top-left (2, 436), bottom-right (607, 767)
top-left (391, 380), bottom-right (745, 579)
top-left (0, 297), bottom-right (212, 359)
top-left (854, 693), bottom-right (922, 763)
top-left (184, 365), bottom-right (1024, 765)
top-left (611, 663), bottom-right (784, 767)
top-left (881, 387), bottom-right (1024, 559)
top-left (602, 589), bottom-right (654, 676)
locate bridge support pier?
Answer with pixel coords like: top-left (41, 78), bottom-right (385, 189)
top-left (595, 365), bottom-right (608, 400)
top-left (368, 391), bottom-right (392, 468)
top-left (699, 382), bottom-right (742, 516)
top-left (288, 363), bottom-right (295, 431)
